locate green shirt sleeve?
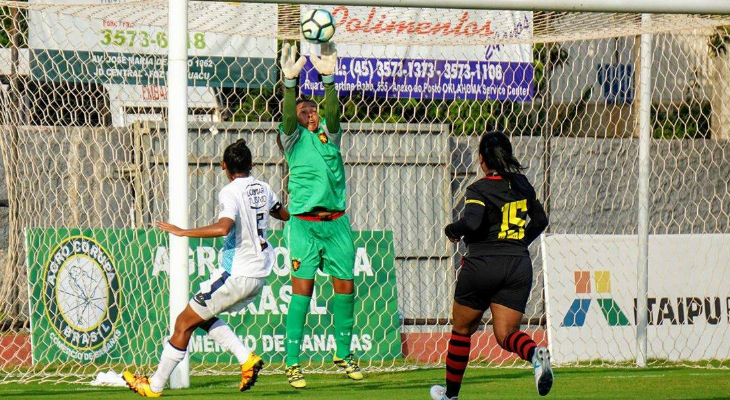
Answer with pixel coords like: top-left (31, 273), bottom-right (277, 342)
top-left (282, 86), bottom-right (298, 136)
top-left (324, 82), bottom-right (341, 134)
top-left (278, 85), bottom-right (301, 153)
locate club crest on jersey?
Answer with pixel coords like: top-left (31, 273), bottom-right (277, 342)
top-left (292, 258), bottom-right (301, 271)
top-left (318, 132), bottom-right (329, 144)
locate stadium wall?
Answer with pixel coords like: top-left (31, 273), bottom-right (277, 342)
top-left (0, 125), bottom-right (728, 330)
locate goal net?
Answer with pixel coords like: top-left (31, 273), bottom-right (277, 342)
top-left (0, 0), bottom-right (728, 384)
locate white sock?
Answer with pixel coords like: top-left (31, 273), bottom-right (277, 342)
top-left (207, 319), bottom-right (251, 364)
top-left (149, 341), bottom-right (186, 393)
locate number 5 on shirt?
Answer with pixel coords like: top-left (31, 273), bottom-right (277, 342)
top-left (499, 199), bottom-right (527, 239)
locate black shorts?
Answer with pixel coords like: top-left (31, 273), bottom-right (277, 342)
top-left (454, 255), bottom-right (533, 313)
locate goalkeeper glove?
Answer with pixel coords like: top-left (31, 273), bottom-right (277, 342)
top-left (280, 42), bottom-right (307, 87)
top-left (311, 42), bottom-right (337, 83)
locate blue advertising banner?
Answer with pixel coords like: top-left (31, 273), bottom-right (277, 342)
top-left (300, 6), bottom-right (533, 101)
top-left (301, 58), bottom-right (532, 100)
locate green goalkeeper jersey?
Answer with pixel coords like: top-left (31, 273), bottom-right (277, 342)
top-left (278, 82), bottom-right (346, 215)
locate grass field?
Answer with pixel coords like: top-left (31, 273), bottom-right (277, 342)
top-left (0, 367), bottom-right (728, 399)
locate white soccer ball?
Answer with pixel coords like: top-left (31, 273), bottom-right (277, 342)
top-left (301, 9), bottom-right (336, 44)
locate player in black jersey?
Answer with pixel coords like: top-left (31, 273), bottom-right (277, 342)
top-left (430, 132), bottom-right (552, 400)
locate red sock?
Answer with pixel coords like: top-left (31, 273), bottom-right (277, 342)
top-left (502, 331), bottom-right (537, 361)
top-left (445, 331), bottom-right (471, 398)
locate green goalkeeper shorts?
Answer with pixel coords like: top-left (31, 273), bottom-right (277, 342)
top-left (284, 213), bottom-right (356, 280)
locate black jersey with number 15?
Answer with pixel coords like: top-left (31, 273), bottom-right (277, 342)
top-left (445, 174), bottom-right (549, 257)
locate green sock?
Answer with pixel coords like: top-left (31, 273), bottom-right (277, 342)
top-left (333, 292), bottom-right (355, 359)
top-left (286, 294), bottom-right (311, 367)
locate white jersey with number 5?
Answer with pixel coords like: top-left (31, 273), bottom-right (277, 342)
top-left (217, 176), bottom-right (281, 278)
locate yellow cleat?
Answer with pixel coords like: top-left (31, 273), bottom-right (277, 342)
top-left (239, 353), bottom-right (264, 392)
top-left (285, 364), bottom-right (307, 389)
top-left (334, 354), bottom-right (363, 380)
top-left (122, 371), bottom-right (162, 398)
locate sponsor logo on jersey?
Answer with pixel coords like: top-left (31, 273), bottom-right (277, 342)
top-left (247, 183), bottom-right (268, 209)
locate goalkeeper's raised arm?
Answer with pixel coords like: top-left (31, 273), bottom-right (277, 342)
top-left (280, 42), bottom-right (305, 136)
top-left (312, 42), bottom-right (341, 134)
top-left (279, 42), bottom-right (341, 137)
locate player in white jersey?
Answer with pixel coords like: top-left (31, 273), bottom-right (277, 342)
top-left (123, 139), bottom-right (289, 397)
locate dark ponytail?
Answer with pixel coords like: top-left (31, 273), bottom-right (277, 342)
top-left (223, 138), bottom-right (253, 175)
top-left (478, 131), bottom-right (524, 179)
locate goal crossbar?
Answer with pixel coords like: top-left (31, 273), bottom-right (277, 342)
top-left (196, 0), bottom-right (730, 15)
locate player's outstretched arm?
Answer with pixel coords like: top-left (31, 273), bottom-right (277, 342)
top-left (157, 218), bottom-right (234, 238)
top-left (311, 43), bottom-right (340, 133)
top-left (281, 42), bottom-right (306, 136)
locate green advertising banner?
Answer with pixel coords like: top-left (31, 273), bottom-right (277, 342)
top-left (29, 50), bottom-right (277, 88)
top-left (26, 228), bottom-right (400, 365)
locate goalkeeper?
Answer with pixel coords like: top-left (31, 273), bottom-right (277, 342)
top-left (278, 42), bottom-right (362, 389)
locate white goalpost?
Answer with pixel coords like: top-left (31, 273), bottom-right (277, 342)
top-left (167, 0), bottom-right (190, 389)
top-left (0, 0), bottom-right (728, 386)
top-left (636, 13), bottom-right (651, 368)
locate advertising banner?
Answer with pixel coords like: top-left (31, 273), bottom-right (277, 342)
top-left (300, 5), bottom-right (533, 101)
top-left (28, 1), bottom-right (277, 88)
top-left (543, 234), bottom-right (730, 363)
top-left (26, 228), bottom-right (400, 365)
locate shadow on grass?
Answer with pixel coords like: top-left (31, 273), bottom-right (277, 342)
top-left (546, 366), bottom-right (730, 377)
top-left (247, 371), bottom-right (530, 397)
top-left (4, 389), bottom-right (115, 398)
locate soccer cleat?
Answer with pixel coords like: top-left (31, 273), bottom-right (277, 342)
top-left (286, 364), bottom-right (307, 389)
top-left (122, 371), bottom-right (162, 398)
top-left (532, 347), bottom-right (554, 396)
top-left (239, 353), bottom-right (264, 391)
top-left (334, 354), bottom-right (363, 380)
top-left (430, 385), bottom-right (458, 400)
